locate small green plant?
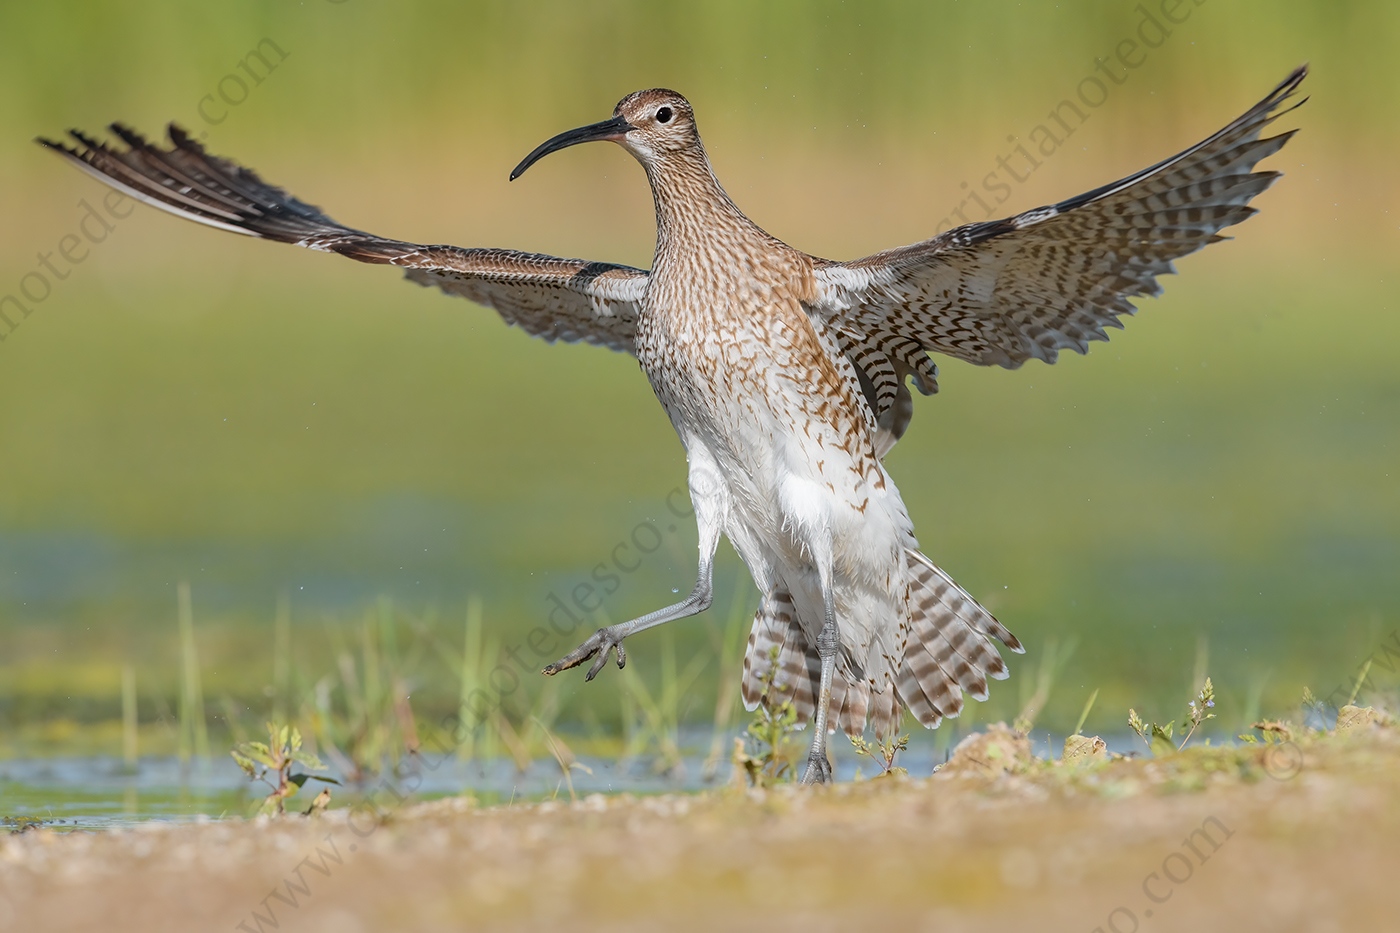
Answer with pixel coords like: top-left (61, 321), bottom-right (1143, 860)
top-left (1179, 677), bottom-right (1216, 748)
top-left (1070, 688), bottom-right (1100, 737)
top-left (734, 645), bottom-right (800, 786)
top-left (232, 722), bottom-right (339, 816)
top-left (850, 732), bottom-right (909, 777)
top-left (1129, 677), bottom-right (1217, 756)
top-left (1128, 708), bottom-right (1177, 757)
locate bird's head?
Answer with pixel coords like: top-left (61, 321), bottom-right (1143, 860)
top-left (509, 89), bottom-right (698, 181)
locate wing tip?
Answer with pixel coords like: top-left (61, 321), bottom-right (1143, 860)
top-left (1263, 64), bottom-right (1310, 123)
top-left (36, 130), bottom-right (95, 157)
top-left (1281, 63), bottom-right (1309, 93)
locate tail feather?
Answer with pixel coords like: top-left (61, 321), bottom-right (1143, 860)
top-left (864, 679), bottom-right (899, 738)
top-left (741, 588), bottom-right (883, 737)
top-left (895, 549), bottom-right (1019, 728)
top-left (896, 640), bottom-right (962, 726)
top-left (741, 549), bottom-right (1021, 737)
top-left (908, 549), bottom-right (1023, 656)
top-left (742, 589), bottom-right (819, 725)
top-left (832, 672), bottom-right (871, 738)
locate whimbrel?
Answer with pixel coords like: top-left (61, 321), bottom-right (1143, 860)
top-left (40, 66), bottom-right (1306, 782)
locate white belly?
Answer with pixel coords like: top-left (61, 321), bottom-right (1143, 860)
top-left (671, 377), bottom-right (912, 645)
top-left (637, 298), bottom-right (916, 655)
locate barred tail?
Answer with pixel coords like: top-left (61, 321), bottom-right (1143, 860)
top-left (740, 588), bottom-right (897, 739)
top-left (894, 549), bottom-right (1022, 729)
top-left (740, 551), bottom-right (1022, 738)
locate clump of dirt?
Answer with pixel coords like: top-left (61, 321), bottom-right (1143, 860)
top-left (1061, 733), bottom-right (1109, 763)
top-left (1336, 704), bottom-right (1389, 733)
top-left (935, 722), bottom-right (1032, 777)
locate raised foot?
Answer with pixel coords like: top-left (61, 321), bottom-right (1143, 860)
top-left (542, 627), bottom-right (628, 681)
top-left (800, 750), bottom-right (833, 785)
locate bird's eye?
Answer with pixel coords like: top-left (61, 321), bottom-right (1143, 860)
top-left (656, 106), bottom-right (673, 124)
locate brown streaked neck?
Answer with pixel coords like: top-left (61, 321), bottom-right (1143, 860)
top-left (644, 142), bottom-right (767, 258)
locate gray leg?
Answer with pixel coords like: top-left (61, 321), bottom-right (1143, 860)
top-left (800, 592), bottom-right (838, 784)
top-left (544, 457), bottom-right (726, 681)
top-left (542, 563), bottom-right (713, 680)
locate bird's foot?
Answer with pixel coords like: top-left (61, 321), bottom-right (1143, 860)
top-left (799, 749), bottom-right (832, 785)
top-left (542, 626), bottom-right (628, 681)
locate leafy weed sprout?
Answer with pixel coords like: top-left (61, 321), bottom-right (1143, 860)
top-left (733, 645), bottom-right (800, 786)
top-left (849, 732), bottom-right (909, 777)
top-left (1129, 677), bottom-right (1216, 755)
top-left (231, 722), bottom-right (339, 816)
top-left (1179, 676), bottom-right (1217, 747)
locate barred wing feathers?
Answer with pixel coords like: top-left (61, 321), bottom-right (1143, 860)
top-left (37, 123), bottom-right (647, 353)
top-left (811, 66), bottom-right (1307, 427)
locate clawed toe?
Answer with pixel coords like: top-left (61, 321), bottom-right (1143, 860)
top-left (584, 635), bottom-right (626, 680)
top-left (542, 627), bottom-right (627, 680)
top-left (800, 752), bottom-right (833, 785)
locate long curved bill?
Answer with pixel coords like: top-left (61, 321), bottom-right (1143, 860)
top-left (509, 114), bottom-right (633, 181)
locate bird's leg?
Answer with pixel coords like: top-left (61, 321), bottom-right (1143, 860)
top-left (799, 600), bottom-right (839, 784)
top-left (542, 562), bottom-right (713, 680)
top-left (543, 457), bottom-right (726, 681)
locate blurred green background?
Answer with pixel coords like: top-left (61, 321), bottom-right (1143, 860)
top-left (0, 1), bottom-right (1396, 758)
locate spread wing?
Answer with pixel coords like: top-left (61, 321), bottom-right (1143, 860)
top-left (810, 65), bottom-right (1308, 437)
top-left (37, 124), bottom-right (647, 353)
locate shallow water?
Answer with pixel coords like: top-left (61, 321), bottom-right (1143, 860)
top-left (1, 757), bottom-right (246, 830)
top-left (0, 729), bottom-right (1148, 831)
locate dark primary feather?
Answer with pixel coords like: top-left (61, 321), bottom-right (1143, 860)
top-left (36, 123), bottom-right (648, 353)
